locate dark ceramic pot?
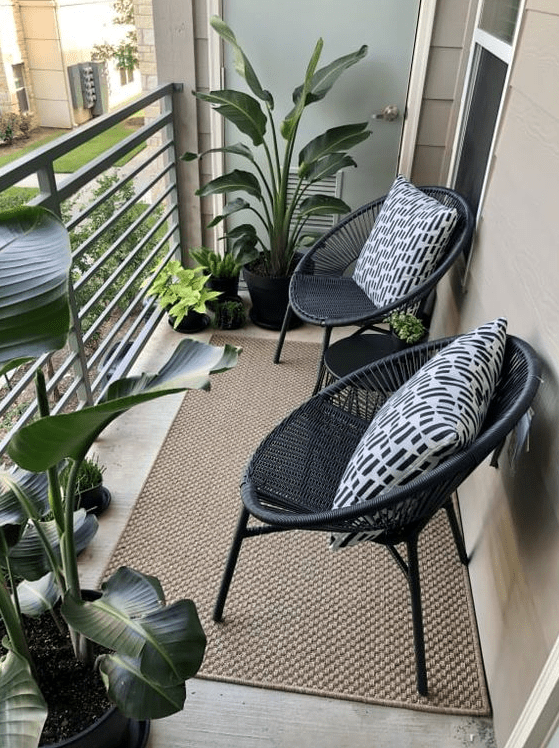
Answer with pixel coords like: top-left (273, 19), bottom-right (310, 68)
top-left (75, 485), bottom-right (111, 516)
top-left (243, 260), bottom-right (303, 331)
top-left (168, 310), bottom-right (210, 334)
top-left (207, 275), bottom-right (240, 299)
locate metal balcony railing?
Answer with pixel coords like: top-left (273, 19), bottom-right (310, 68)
top-left (0, 83), bottom-right (184, 462)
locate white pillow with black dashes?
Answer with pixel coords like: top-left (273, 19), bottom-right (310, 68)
top-left (330, 317), bottom-right (507, 549)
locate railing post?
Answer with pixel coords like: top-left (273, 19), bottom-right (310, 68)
top-left (36, 164), bottom-right (63, 218)
top-left (162, 87), bottom-right (184, 264)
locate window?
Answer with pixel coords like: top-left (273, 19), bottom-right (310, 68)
top-left (451, 0), bottom-right (522, 220)
top-left (119, 67), bottom-right (134, 86)
top-left (12, 64), bottom-right (29, 113)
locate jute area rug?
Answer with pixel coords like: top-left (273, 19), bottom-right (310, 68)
top-left (103, 335), bottom-right (490, 716)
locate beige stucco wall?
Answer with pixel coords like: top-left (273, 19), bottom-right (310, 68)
top-left (431, 1), bottom-right (559, 744)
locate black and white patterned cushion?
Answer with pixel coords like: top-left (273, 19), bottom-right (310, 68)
top-left (330, 317), bottom-right (508, 550)
top-left (352, 175), bottom-right (458, 307)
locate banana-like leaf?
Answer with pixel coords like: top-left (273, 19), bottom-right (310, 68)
top-left (62, 567), bottom-right (206, 710)
top-left (195, 90), bottom-right (267, 147)
top-left (8, 511), bottom-right (97, 580)
top-left (182, 142), bottom-right (255, 164)
top-left (16, 573), bottom-right (60, 617)
top-left (196, 169), bottom-right (262, 200)
top-left (207, 198), bottom-right (251, 228)
top-left (281, 38), bottom-right (323, 143)
top-left (298, 123), bottom-right (371, 174)
top-left (298, 195), bottom-right (352, 220)
top-left (0, 207), bottom-right (72, 374)
top-left (292, 45), bottom-right (368, 106)
top-left (299, 154), bottom-right (356, 185)
top-left (0, 470), bottom-right (49, 528)
top-left (0, 650), bottom-right (47, 748)
top-left (8, 339), bottom-right (240, 472)
top-left (98, 653), bottom-right (186, 720)
top-left (209, 16), bottom-right (274, 107)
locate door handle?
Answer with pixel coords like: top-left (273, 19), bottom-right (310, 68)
top-left (371, 105), bottom-right (400, 121)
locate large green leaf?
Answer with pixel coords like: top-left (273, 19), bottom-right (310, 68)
top-left (182, 142), bottom-right (255, 164)
top-left (0, 470), bottom-right (49, 528)
top-left (207, 198), bottom-right (251, 228)
top-left (98, 654), bottom-right (186, 719)
top-left (16, 573), bottom-right (60, 617)
top-left (0, 207), bottom-right (71, 375)
top-left (8, 339), bottom-right (240, 471)
top-left (8, 511), bottom-right (97, 580)
top-left (196, 169), bottom-right (262, 201)
top-left (195, 90), bottom-right (267, 146)
top-left (292, 45), bottom-right (368, 106)
top-left (281, 38), bottom-right (323, 142)
top-left (62, 568), bottom-right (206, 718)
top-left (0, 650), bottom-right (47, 748)
top-left (298, 123), bottom-right (371, 175)
top-left (298, 195), bottom-right (352, 220)
top-left (209, 17), bottom-right (274, 107)
top-left (299, 154), bottom-right (356, 185)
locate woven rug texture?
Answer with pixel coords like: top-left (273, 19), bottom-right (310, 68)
top-left (103, 335), bottom-right (491, 715)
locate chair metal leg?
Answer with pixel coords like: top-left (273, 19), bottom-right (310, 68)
top-left (311, 326), bottom-right (333, 395)
top-left (444, 498), bottom-right (469, 566)
top-left (406, 536), bottom-right (428, 696)
top-left (213, 506), bottom-right (250, 622)
top-left (273, 305), bottom-right (294, 363)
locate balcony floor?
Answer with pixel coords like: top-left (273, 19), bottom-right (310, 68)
top-left (77, 306), bottom-right (496, 748)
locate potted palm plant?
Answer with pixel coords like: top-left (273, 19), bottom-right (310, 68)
top-left (183, 16), bottom-right (372, 329)
top-left (0, 206), bottom-right (240, 747)
top-left (145, 259), bottom-right (221, 333)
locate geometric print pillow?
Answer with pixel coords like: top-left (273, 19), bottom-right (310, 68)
top-left (352, 175), bottom-right (458, 307)
top-left (330, 317), bottom-right (507, 550)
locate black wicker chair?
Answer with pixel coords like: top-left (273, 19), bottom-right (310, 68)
top-left (273, 186), bottom-right (475, 390)
top-left (215, 335), bottom-right (541, 696)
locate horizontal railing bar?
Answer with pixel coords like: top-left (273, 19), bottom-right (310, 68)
top-left (65, 139), bottom-right (174, 232)
top-left (84, 221), bottom-right (178, 366)
top-left (0, 84), bottom-right (174, 190)
top-left (71, 161), bottom-right (175, 264)
top-left (75, 183), bottom-right (175, 307)
top-left (48, 113), bottom-right (173, 205)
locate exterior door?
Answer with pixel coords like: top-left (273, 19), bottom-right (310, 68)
top-left (221, 0), bottom-right (421, 210)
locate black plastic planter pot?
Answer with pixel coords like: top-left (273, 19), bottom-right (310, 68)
top-left (75, 485), bottom-right (111, 516)
top-left (44, 705), bottom-right (149, 748)
top-left (243, 264), bottom-right (303, 331)
top-left (207, 275), bottom-right (239, 299)
top-left (167, 310), bottom-right (210, 334)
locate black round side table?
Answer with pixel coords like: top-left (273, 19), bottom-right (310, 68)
top-left (320, 333), bottom-right (399, 387)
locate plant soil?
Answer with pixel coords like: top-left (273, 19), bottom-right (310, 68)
top-left (2, 610), bottom-right (112, 745)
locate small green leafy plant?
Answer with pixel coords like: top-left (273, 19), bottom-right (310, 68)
top-left (213, 297), bottom-right (247, 330)
top-left (145, 259), bottom-right (222, 328)
top-left (386, 312), bottom-right (427, 344)
top-left (190, 246), bottom-right (256, 279)
top-left (0, 206), bottom-right (240, 746)
top-left (59, 455), bottom-right (105, 493)
top-left (184, 17), bottom-right (371, 277)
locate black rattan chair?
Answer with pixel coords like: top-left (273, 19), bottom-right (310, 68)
top-left (215, 335), bottom-right (541, 696)
top-left (273, 186), bottom-right (475, 390)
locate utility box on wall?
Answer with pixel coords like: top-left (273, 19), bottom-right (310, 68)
top-left (67, 61), bottom-right (109, 117)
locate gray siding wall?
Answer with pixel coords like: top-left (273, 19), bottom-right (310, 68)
top-left (432, 1), bottom-right (559, 743)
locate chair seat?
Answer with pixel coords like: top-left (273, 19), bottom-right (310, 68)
top-left (289, 274), bottom-right (378, 326)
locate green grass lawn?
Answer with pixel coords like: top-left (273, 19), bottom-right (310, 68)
top-left (0, 120), bottom-right (145, 173)
top-left (53, 121), bottom-right (145, 173)
top-left (0, 130), bottom-right (65, 169)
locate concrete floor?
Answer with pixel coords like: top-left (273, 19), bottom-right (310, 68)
top-left (77, 311), bottom-right (497, 748)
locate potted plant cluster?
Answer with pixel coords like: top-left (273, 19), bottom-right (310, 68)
top-left (145, 259), bottom-right (221, 333)
top-left (0, 206), bottom-right (240, 747)
top-left (386, 311), bottom-right (428, 349)
top-left (59, 455), bottom-right (110, 516)
top-left (190, 245), bottom-right (257, 300)
top-left (183, 16), bottom-right (372, 330)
